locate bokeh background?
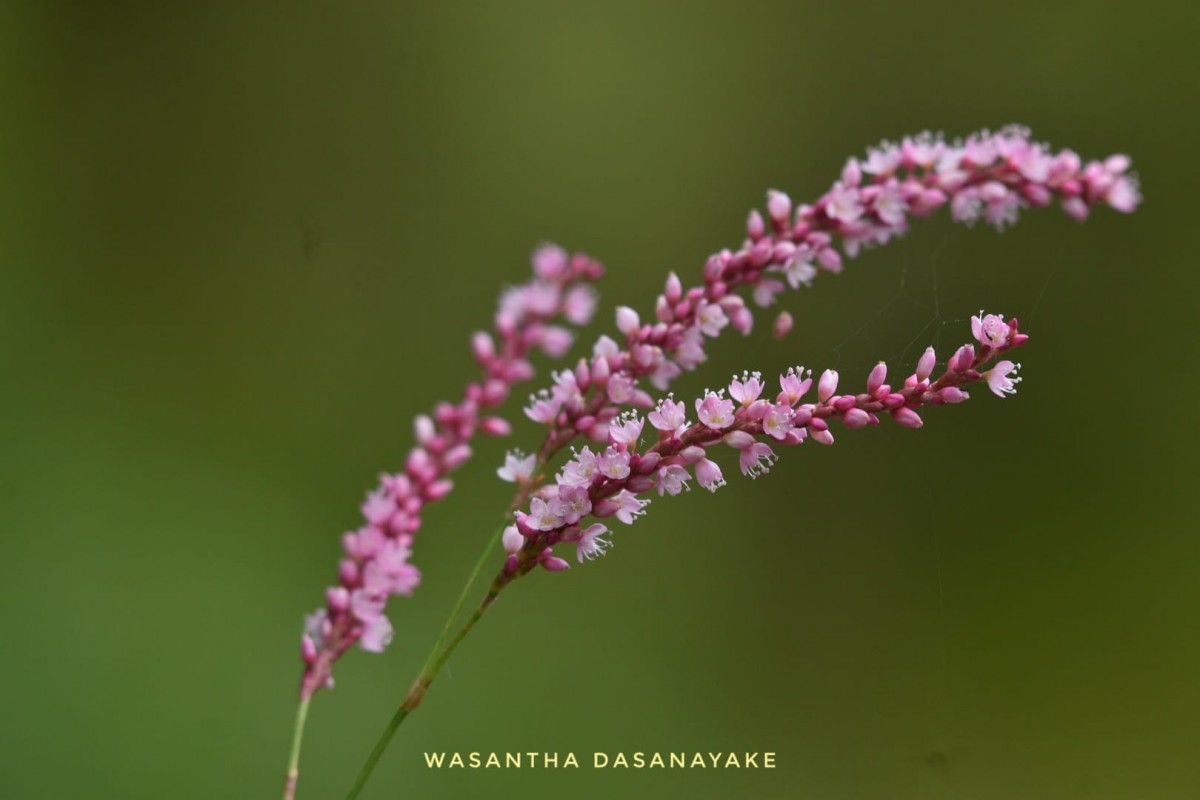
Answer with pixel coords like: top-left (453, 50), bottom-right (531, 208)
top-left (2, 2), bottom-right (1197, 798)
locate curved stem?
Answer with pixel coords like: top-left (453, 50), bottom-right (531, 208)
top-left (344, 525), bottom-right (513, 800)
top-left (283, 696), bottom-right (311, 800)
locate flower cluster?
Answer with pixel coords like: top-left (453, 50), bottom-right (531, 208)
top-left (505, 313), bottom-right (1029, 572)
top-left (295, 126), bottom-right (1138, 698)
top-left (297, 246), bottom-right (603, 698)
top-left (522, 126), bottom-right (1136, 447)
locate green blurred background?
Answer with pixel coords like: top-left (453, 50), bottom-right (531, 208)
top-left (2, 2), bottom-right (1196, 798)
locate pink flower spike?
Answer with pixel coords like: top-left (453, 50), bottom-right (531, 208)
top-left (983, 360), bottom-right (1022, 397)
top-left (818, 369), bottom-right (839, 402)
top-left (576, 524), bottom-right (613, 562)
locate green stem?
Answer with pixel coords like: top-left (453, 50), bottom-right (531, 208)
top-left (283, 696), bottom-right (311, 800)
top-left (344, 523), bottom-right (511, 799)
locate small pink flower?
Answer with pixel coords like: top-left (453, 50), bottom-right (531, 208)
top-left (763, 403), bottom-right (795, 440)
top-left (728, 372), bottom-right (765, 405)
top-left (695, 391), bottom-right (736, 430)
top-left (523, 392), bottom-right (562, 425)
top-left (826, 182), bottom-right (863, 223)
top-left (598, 447), bottom-right (632, 480)
top-left (694, 458), bottom-right (726, 492)
top-left (778, 367), bottom-right (812, 404)
top-left (648, 397), bottom-right (687, 433)
top-left (781, 257), bottom-right (817, 289)
top-left (983, 360), bottom-right (1022, 397)
top-left (558, 447), bottom-right (598, 486)
top-left (551, 484), bottom-right (592, 525)
top-left (563, 284), bottom-right (598, 325)
top-left (656, 464), bottom-right (692, 496)
top-left (359, 615), bottom-right (394, 653)
top-left (970, 312), bottom-right (1009, 349)
top-left (772, 311), bottom-right (794, 340)
top-left (766, 189), bottom-right (792, 224)
top-left (610, 490), bottom-right (649, 524)
top-left (695, 301), bottom-right (729, 337)
top-left (576, 523), bottom-right (613, 562)
top-left (608, 415), bottom-right (645, 448)
top-left (738, 442), bottom-right (777, 478)
top-left (527, 496), bottom-right (564, 531)
top-left (496, 450), bottom-right (536, 483)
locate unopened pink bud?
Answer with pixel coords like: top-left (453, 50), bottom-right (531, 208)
top-left (767, 190), bottom-right (793, 225)
top-left (480, 416), bottom-right (511, 436)
top-left (883, 393), bottom-right (906, 409)
top-left (616, 306), bottom-right (640, 337)
top-left (818, 369), bottom-right (839, 402)
top-left (665, 271), bottom-right (683, 303)
top-left (772, 311), bottom-right (794, 340)
top-left (424, 479), bottom-right (453, 502)
top-left (843, 408), bottom-right (870, 428)
top-left (866, 362), bottom-right (887, 394)
top-left (540, 553), bottom-right (571, 572)
top-left (327, 586), bottom-right (350, 613)
top-left (627, 475), bottom-right (654, 493)
top-left (891, 407), bottom-right (923, 428)
top-left (746, 209), bottom-right (765, 240)
top-left (817, 247), bottom-right (843, 273)
top-left (502, 525), bottom-right (523, 555)
top-left (811, 428), bottom-right (835, 446)
top-left (503, 554), bottom-right (520, 575)
top-left (938, 386), bottom-right (969, 404)
top-left (302, 635), bottom-right (318, 665)
top-left (723, 430), bottom-right (755, 450)
top-left (442, 444), bottom-right (472, 470)
top-left (951, 344), bottom-right (975, 371)
top-left (916, 347), bottom-right (936, 381)
top-left (833, 395), bottom-right (857, 413)
top-left (471, 332), bottom-right (495, 363)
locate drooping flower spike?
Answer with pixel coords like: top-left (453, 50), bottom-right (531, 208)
top-left (504, 314), bottom-right (1029, 574)
top-left (522, 126), bottom-right (1135, 454)
top-left (296, 246), bottom-right (603, 699)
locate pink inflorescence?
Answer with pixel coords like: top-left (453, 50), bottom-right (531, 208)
top-left (505, 313), bottom-right (1030, 572)
top-left (519, 126), bottom-right (1136, 450)
top-left (298, 246), bottom-right (603, 698)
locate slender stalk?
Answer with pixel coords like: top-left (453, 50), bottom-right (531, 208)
top-left (345, 569), bottom-right (510, 799)
top-left (283, 696), bottom-right (311, 800)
